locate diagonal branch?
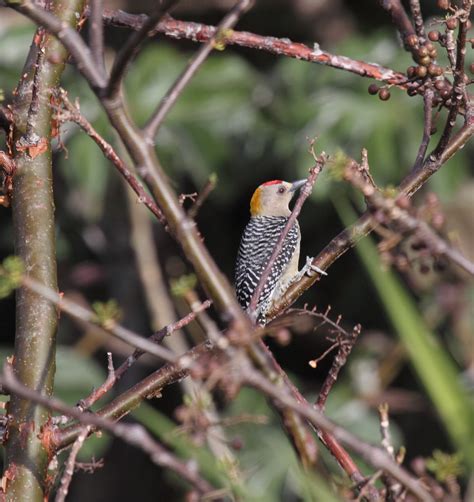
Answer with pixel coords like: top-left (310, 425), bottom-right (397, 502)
top-left (143, 0), bottom-right (254, 142)
top-left (56, 90), bottom-right (166, 224)
top-left (243, 366), bottom-right (434, 502)
top-left (344, 158), bottom-right (474, 276)
top-left (21, 275), bottom-right (177, 362)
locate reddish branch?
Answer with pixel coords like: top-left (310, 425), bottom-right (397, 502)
top-left (56, 91), bottom-right (166, 224)
top-left (101, 9), bottom-right (408, 87)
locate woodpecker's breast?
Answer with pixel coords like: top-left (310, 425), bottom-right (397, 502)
top-left (234, 216), bottom-right (300, 314)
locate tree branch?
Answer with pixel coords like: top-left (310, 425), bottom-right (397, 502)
top-left (4, 2), bottom-right (84, 499)
top-left (106, 0), bottom-right (178, 99)
top-left (143, 0), bottom-right (254, 142)
top-left (0, 365), bottom-right (214, 496)
top-left (101, 9), bottom-right (408, 88)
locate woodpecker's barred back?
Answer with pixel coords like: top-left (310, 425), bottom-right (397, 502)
top-left (234, 179), bottom-right (306, 324)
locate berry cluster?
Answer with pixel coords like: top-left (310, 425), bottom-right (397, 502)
top-left (368, 0), bottom-right (472, 104)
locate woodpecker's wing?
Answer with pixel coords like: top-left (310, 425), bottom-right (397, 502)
top-left (235, 216), bottom-right (300, 312)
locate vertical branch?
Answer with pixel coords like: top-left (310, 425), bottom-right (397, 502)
top-left (5, 1), bottom-right (85, 500)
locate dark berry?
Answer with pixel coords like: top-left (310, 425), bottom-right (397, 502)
top-left (416, 65), bottom-right (428, 77)
top-left (446, 17), bottom-right (458, 30)
top-left (428, 31), bottom-right (440, 42)
top-left (379, 88), bottom-right (391, 101)
top-left (407, 66), bottom-right (416, 78)
top-left (368, 83), bottom-right (379, 95)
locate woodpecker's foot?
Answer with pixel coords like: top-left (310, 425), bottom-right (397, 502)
top-left (301, 256), bottom-right (327, 278)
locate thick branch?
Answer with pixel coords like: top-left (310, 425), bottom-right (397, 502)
top-left (4, 2), bottom-right (84, 500)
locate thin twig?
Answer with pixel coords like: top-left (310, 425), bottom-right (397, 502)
top-left (113, 300), bottom-right (212, 382)
top-left (0, 365), bottom-right (214, 495)
top-left (248, 160), bottom-right (325, 319)
top-left (188, 174), bottom-right (217, 219)
top-left (378, 403), bottom-right (404, 501)
top-left (316, 324), bottom-right (361, 410)
top-left (106, 0), bottom-right (178, 98)
top-left (57, 90), bottom-right (166, 224)
top-left (143, 0), bottom-right (254, 142)
top-left (78, 352), bottom-right (116, 411)
top-left (22, 275), bottom-right (177, 362)
top-left (55, 426), bottom-right (91, 502)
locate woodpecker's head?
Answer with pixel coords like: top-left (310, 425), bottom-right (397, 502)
top-left (250, 179), bottom-right (306, 217)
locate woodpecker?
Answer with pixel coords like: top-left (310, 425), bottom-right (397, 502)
top-left (235, 179), bottom-right (326, 324)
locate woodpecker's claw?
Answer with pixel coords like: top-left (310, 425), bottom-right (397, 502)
top-left (292, 257), bottom-right (327, 283)
top-left (303, 256), bottom-right (327, 277)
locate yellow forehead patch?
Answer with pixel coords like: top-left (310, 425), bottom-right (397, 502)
top-left (250, 187), bottom-right (261, 216)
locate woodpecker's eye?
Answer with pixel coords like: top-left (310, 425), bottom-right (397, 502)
top-left (278, 187), bottom-right (286, 194)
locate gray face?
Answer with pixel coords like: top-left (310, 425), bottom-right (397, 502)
top-left (251, 181), bottom-right (295, 217)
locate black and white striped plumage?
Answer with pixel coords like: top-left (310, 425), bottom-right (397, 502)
top-left (235, 216), bottom-right (300, 322)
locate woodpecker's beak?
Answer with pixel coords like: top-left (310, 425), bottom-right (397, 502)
top-left (290, 179), bottom-right (306, 193)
